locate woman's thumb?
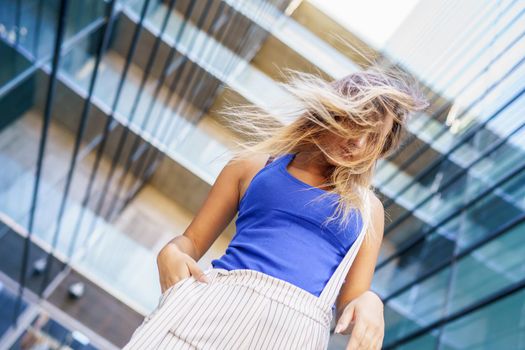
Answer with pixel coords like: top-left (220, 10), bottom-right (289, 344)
top-left (334, 302), bottom-right (355, 334)
top-left (187, 260), bottom-right (210, 283)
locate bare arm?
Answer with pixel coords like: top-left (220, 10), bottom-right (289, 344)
top-left (162, 157), bottom-right (246, 260)
top-left (157, 154), bottom-right (272, 291)
top-left (332, 192), bottom-right (385, 349)
top-left (335, 193), bottom-right (385, 318)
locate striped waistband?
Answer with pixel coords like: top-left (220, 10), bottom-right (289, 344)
top-left (203, 267), bottom-right (333, 328)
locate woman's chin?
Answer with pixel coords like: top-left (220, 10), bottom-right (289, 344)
top-left (338, 154), bottom-right (361, 166)
top-left (325, 154), bottom-right (352, 166)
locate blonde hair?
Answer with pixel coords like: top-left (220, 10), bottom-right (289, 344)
top-left (215, 63), bottom-right (428, 245)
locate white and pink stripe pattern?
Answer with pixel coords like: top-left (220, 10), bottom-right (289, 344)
top-left (123, 224), bottom-right (366, 349)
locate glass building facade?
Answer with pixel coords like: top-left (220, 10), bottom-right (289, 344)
top-left (0, 0), bottom-right (523, 349)
top-left (370, 0), bottom-right (525, 348)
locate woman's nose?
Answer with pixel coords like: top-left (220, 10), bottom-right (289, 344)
top-left (347, 136), bottom-right (366, 149)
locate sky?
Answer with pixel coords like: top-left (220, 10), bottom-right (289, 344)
top-left (308, 0), bottom-right (420, 50)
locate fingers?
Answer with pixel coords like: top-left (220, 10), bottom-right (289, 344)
top-left (345, 315), bottom-right (384, 350)
top-left (346, 318), bottom-right (368, 350)
top-left (371, 321), bottom-right (385, 350)
top-left (359, 325), bottom-right (376, 350)
top-left (335, 303), bottom-right (355, 335)
top-left (372, 330), bottom-right (383, 350)
top-left (366, 312), bottom-right (384, 350)
top-left (158, 264), bottom-right (189, 293)
top-left (157, 250), bottom-right (209, 294)
top-left (159, 276), bottom-right (166, 294)
top-left (371, 330), bottom-right (384, 350)
top-left (158, 267), bottom-right (184, 293)
top-left (361, 328), bottom-right (382, 350)
top-left (163, 277), bottom-right (180, 293)
top-left (159, 269), bottom-right (170, 293)
top-left (187, 260), bottom-right (210, 283)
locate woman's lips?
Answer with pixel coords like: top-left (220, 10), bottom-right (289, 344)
top-left (341, 147), bottom-right (353, 155)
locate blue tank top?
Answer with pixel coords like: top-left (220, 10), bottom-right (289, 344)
top-left (211, 153), bottom-right (363, 298)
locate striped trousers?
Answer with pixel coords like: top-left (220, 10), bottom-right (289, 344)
top-left (123, 225), bottom-right (366, 349)
top-left (122, 268), bottom-right (333, 349)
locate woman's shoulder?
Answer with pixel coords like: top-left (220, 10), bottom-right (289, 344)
top-left (368, 189), bottom-right (384, 214)
top-left (242, 153), bottom-right (274, 170)
top-left (364, 188), bottom-right (385, 244)
top-left (235, 153), bottom-right (276, 185)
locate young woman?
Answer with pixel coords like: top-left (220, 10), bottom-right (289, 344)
top-left (123, 66), bottom-right (428, 349)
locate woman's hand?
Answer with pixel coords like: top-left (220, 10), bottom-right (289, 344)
top-left (157, 243), bottom-right (210, 293)
top-left (334, 290), bottom-right (385, 350)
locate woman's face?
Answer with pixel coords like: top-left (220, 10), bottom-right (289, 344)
top-left (321, 112), bottom-right (395, 165)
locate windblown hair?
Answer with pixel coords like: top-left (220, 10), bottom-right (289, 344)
top-left (216, 64), bottom-right (429, 244)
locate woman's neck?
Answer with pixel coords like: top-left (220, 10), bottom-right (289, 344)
top-left (292, 147), bottom-right (334, 179)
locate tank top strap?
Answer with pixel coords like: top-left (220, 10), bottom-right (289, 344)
top-left (265, 154), bottom-right (276, 167)
top-left (317, 223), bottom-right (367, 308)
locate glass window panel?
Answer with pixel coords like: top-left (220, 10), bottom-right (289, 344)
top-left (380, 215), bottom-right (429, 263)
top-left (382, 220), bottom-right (524, 345)
top-left (448, 221), bottom-right (525, 315)
top-left (395, 332), bottom-right (439, 350)
top-left (384, 268), bottom-right (450, 344)
top-left (375, 231), bottom-right (455, 297)
top-left (456, 177), bottom-right (523, 249)
top-left (439, 287), bottom-right (525, 350)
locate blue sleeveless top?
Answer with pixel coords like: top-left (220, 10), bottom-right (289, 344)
top-left (211, 153), bottom-right (363, 298)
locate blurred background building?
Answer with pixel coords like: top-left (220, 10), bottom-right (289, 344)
top-left (0, 0), bottom-right (523, 349)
